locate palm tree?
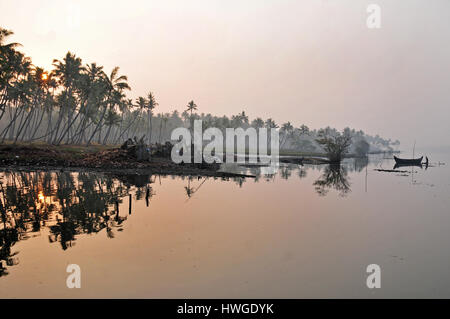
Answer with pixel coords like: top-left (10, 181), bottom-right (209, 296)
top-left (159, 115), bottom-right (169, 143)
top-left (146, 92), bottom-right (158, 144)
top-left (0, 28), bottom-right (21, 54)
top-left (263, 118), bottom-right (278, 150)
top-left (298, 124), bottom-right (309, 135)
top-left (71, 63), bottom-right (106, 143)
top-left (186, 100), bottom-right (198, 132)
top-left (251, 117), bottom-right (264, 129)
top-left (129, 96), bottom-right (146, 139)
top-left (102, 109), bottom-right (121, 144)
top-left (51, 52), bottom-right (84, 144)
top-left (280, 122), bottom-right (294, 148)
top-left (239, 111), bottom-right (249, 125)
top-left (264, 118), bottom-right (278, 129)
top-left (0, 29), bottom-right (27, 124)
top-left (181, 110), bottom-right (190, 125)
top-left (86, 66), bottom-right (129, 145)
top-left (186, 100), bottom-right (198, 116)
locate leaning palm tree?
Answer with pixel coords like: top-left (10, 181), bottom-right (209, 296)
top-left (102, 109), bottom-right (121, 144)
top-left (51, 52), bottom-right (84, 144)
top-left (129, 96), bottom-right (146, 139)
top-left (70, 62), bottom-right (106, 144)
top-left (86, 66), bottom-right (129, 145)
top-left (0, 29), bottom-right (25, 123)
top-left (0, 28), bottom-right (21, 54)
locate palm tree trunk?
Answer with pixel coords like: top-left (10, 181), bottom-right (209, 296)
top-left (87, 104), bottom-right (108, 146)
top-left (102, 125), bottom-right (113, 145)
top-left (29, 108), bottom-right (46, 141)
top-left (159, 119), bottom-right (163, 143)
top-left (147, 109), bottom-right (151, 144)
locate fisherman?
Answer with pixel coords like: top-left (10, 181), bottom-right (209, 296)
top-left (425, 156), bottom-right (429, 167)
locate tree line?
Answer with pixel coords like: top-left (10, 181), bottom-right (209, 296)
top-left (0, 27), bottom-right (399, 153)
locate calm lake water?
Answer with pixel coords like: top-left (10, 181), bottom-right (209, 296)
top-left (1, 150), bottom-right (449, 298)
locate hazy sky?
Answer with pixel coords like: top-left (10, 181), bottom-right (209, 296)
top-left (1, 0), bottom-right (449, 147)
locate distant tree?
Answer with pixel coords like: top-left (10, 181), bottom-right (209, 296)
top-left (230, 111), bottom-right (248, 128)
top-left (280, 122), bottom-right (294, 148)
top-left (186, 100), bottom-right (198, 117)
top-left (298, 124), bottom-right (309, 135)
top-left (293, 139), bottom-right (316, 152)
top-left (251, 117), bottom-right (264, 129)
top-left (186, 100), bottom-right (198, 131)
top-left (239, 111), bottom-right (249, 125)
top-left (354, 139), bottom-right (370, 157)
top-left (264, 118), bottom-right (278, 129)
top-left (316, 129), bottom-right (352, 163)
top-left (146, 92), bottom-right (158, 143)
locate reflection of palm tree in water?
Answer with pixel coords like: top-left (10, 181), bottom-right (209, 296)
top-left (298, 167), bottom-right (307, 179)
top-left (281, 166), bottom-right (293, 180)
top-left (184, 178), bottom-right (194, 199)
top-left (0, 171), bottom-right (136, 274)
top-left (184, 177), bottom-right (208, 200)
top-left (0, 228), bottom-right (19, 277)
top-left (313, 164), bottom-right (351, 197)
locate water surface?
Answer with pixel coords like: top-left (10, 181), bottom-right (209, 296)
top-left (1, 152), bottom-right (449, 298)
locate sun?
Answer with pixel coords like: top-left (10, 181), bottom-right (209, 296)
top-left (41, 73), bottom-right (48, 81)
top-left (38, 191), bottom-right (45, 202)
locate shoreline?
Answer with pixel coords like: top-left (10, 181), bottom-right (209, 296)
top-left (0, 143), bottom-right (396, 177)
top-left (0, 144), bottom-right (257, 178)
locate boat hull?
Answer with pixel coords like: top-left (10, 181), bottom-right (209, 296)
top-left (394, 155), bottom-right (423, 165)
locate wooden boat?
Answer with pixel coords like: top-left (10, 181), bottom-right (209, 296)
top-left (394, 155), bottom-right (423, 165)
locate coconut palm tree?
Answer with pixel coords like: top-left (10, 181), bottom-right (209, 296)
top-left (159, 115), bottom-right (169, 143)
top-left (146, 92), bottom-right (158, 144)
top-left (0, 28), bottom-right (21, 53)
top-left (51, 52), bottom-right (84, 144)
top-left (86, 66), bottom-right (129, 145)
top-left (251, 117), bottom-right (265, 129)
top-left (0, 30), bottom-right (30, 125)
top-left (280, 122), bottom-right (294, 148)
top-left (264, 118), bottom-right (278, 129)
top-left (70, 63), bottom-right (106, 144)
top-left (186, 100), bottom-right (198, 132)
top-left (186, 100), bottom-right (198, 116)
top-left (239, 111), bottom-right (249, 126)
top-left (102, 109), bottom-right (121, 144)
top-left (298, 124), bottom-right (309, 135)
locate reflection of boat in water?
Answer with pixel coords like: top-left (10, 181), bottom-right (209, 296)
top-left (393, 162), bottom-right (422, 170)
top-left (394, 155), bottom-right (423, 166)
